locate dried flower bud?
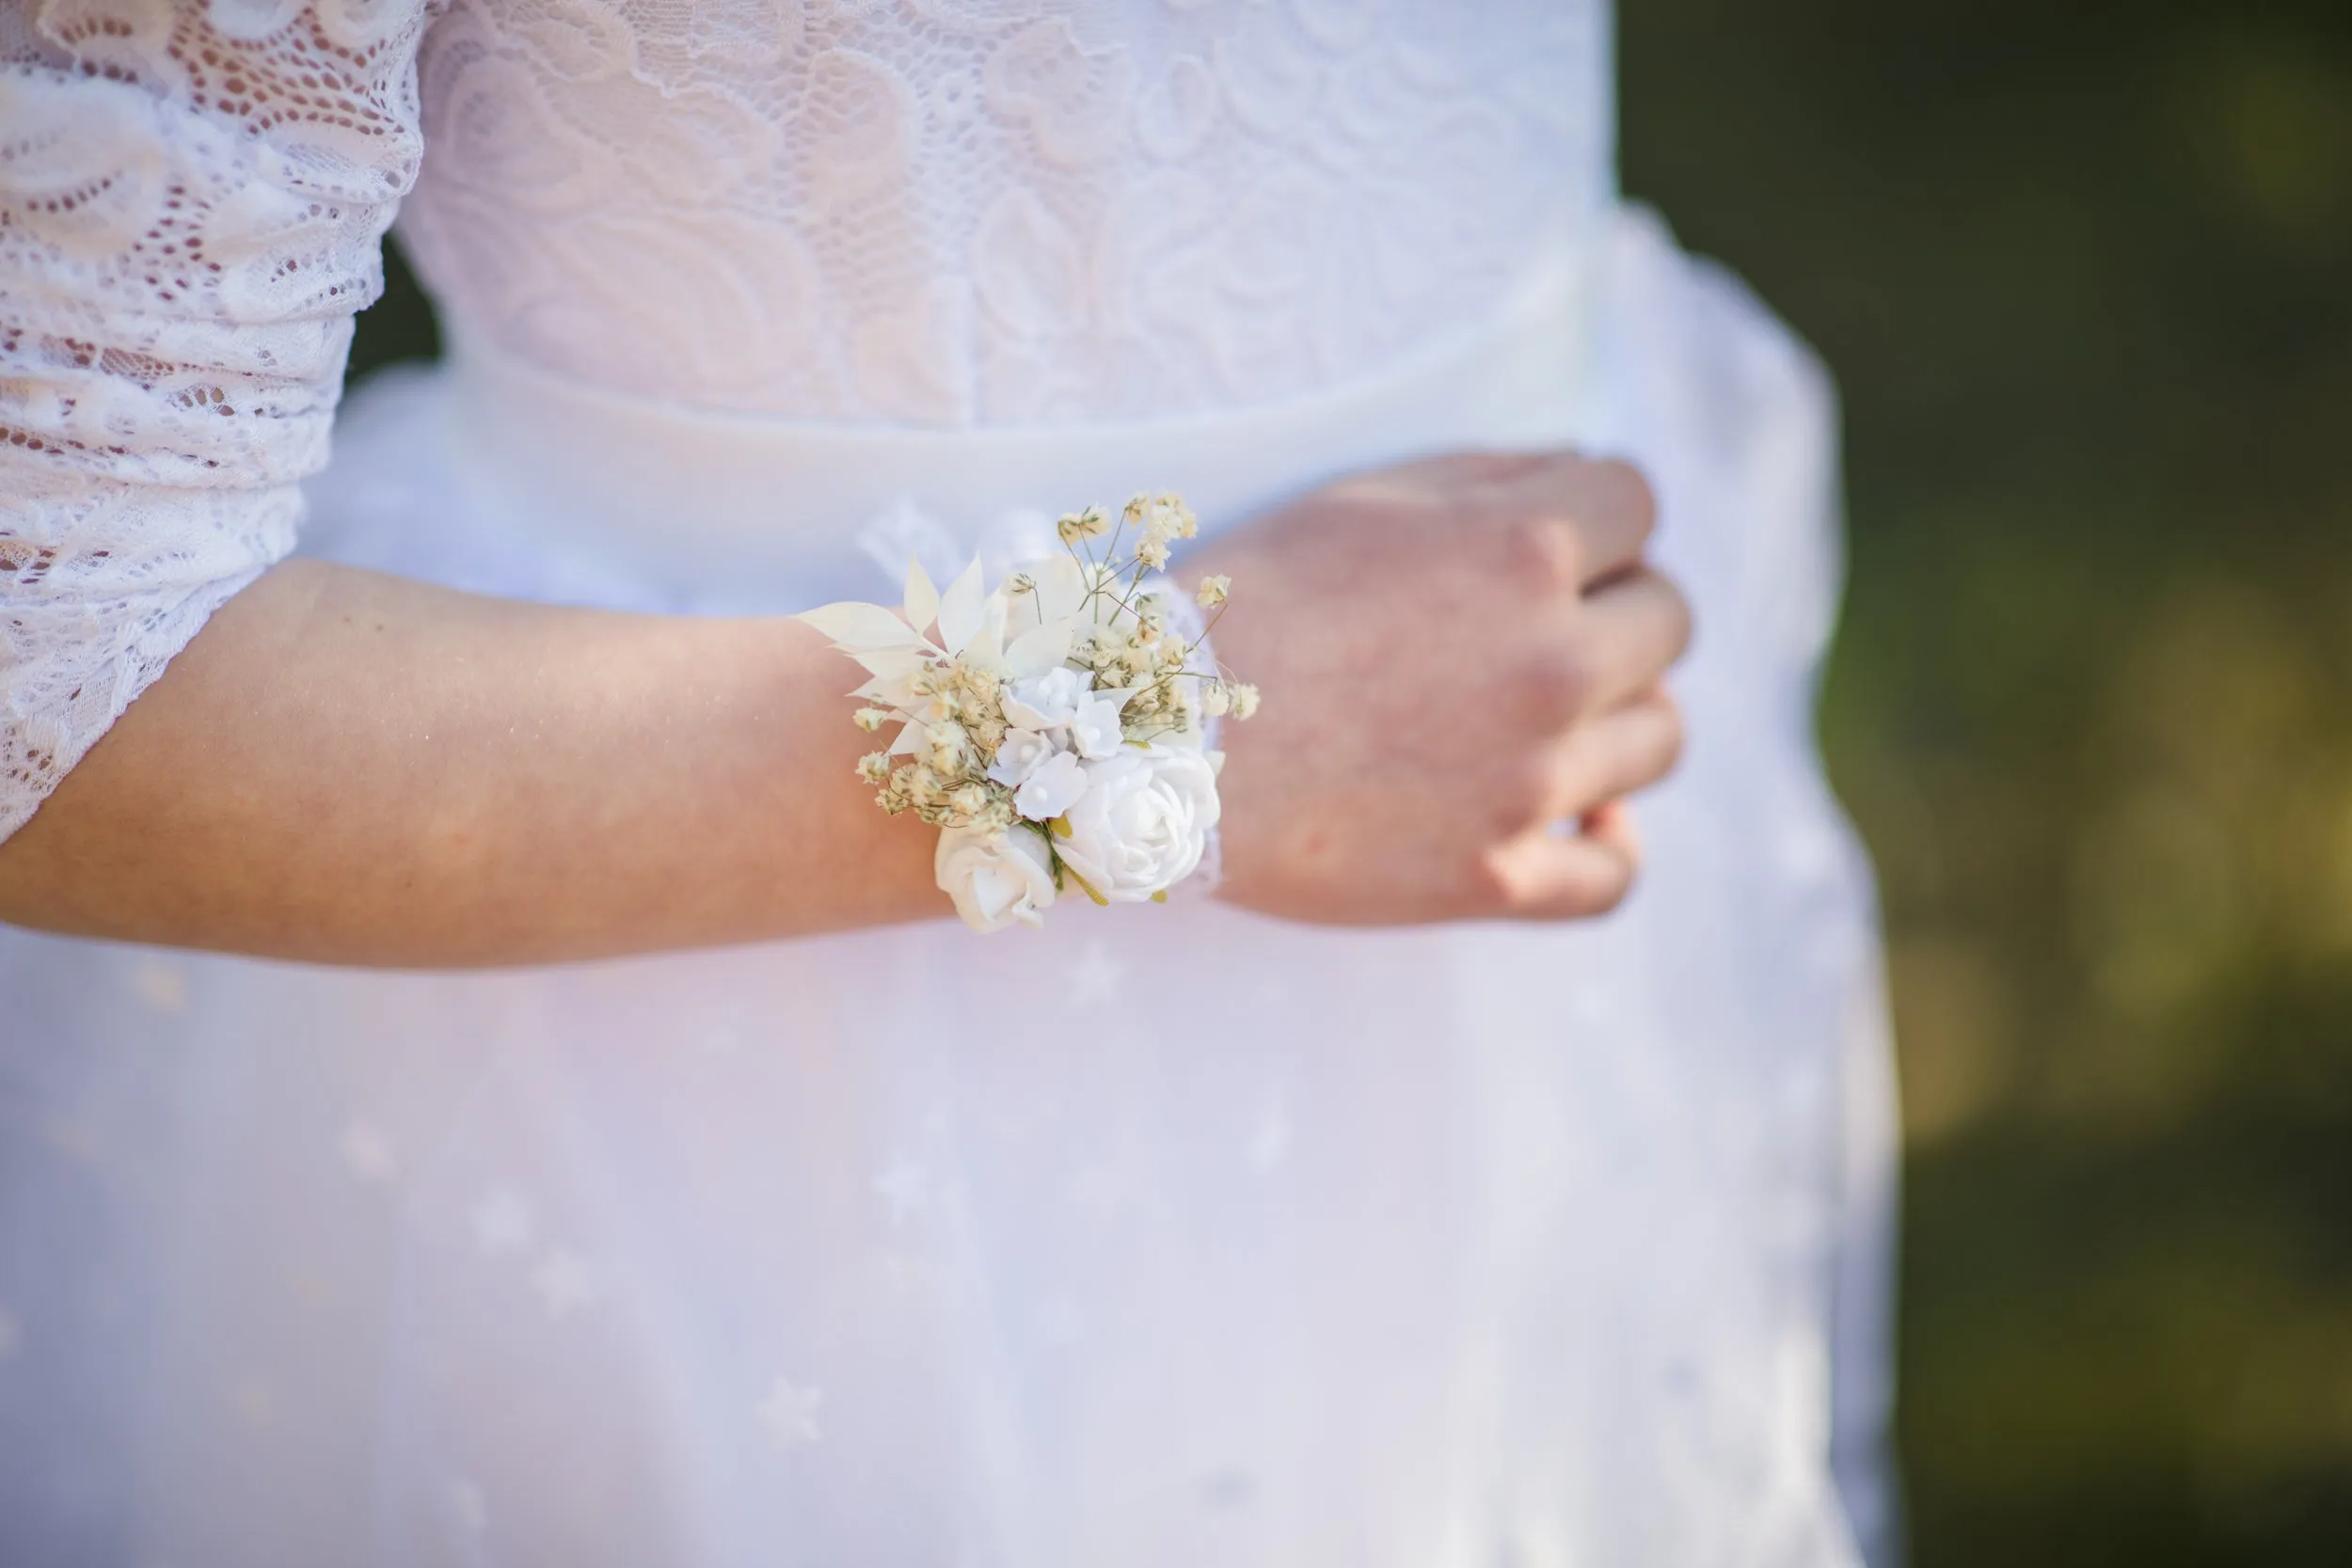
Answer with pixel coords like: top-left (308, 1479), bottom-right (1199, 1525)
top-left (856, 751), bottom-right (894, 784)
top-left (1134, 492), bottom-right (1187, 539)
top-left (1057, 505), bottom-right (1109, 545)
top-left (853, 706), bottom-right (891, 732)
top-left (928, 721), bottom-right (975, 769)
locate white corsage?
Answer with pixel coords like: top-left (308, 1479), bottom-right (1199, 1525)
top-left (798, 494), bottom-right (1256, 933)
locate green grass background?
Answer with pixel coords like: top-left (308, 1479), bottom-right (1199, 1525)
top-left (348, 3), bottom-right (2352, 1559)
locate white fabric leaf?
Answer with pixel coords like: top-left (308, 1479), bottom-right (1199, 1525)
top-left (798, 602), bottom-right (925, 651)
top-left (850, 647), bottom-right (930, 680)
top-left (1003, 620), bottom-right (1074, 679)
top-left (902, 555), bottom-right (940, 637)
top-left (936, 557), bottom-right (986, 656)
top-left (967, 593), bottom-right (1008, 670)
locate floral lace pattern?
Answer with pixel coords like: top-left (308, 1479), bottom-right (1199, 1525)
top-left (0, 0), bottom-right (1601, 841)
top-left (401, 0), bottom-right (1605, 422)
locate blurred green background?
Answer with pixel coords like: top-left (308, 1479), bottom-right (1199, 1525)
top-left (347, 2), bottom-right (2352, 1561)
top-left (1618, 0), bottom-right (2352, 1562)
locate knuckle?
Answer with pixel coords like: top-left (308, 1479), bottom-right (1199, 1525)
top-left (1466, 450), bottom-right (1549, 485)
top-left (1643, 719), bottom-right (1687, 788)
top-left (1661, 577), bottom-right (1695, 661)
top-left (1503, 514), bottom-right (1584, 592)
top-left (1464, 843), bottom-right (1532, 914)
top-left (1594, 458), bottom-right (1660, 543)
top-left (1655, 697), bottom-right (1688, 773)
top-left (1582, 863), bottom-right (1636, 918)
top-left (1486, 756), bottom-right (1553, 837)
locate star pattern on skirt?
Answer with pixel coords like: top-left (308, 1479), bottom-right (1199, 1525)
top-left (875, 1152), bottom-right (929, 1227)
top-left (758, 1375), bottom-right (824, 1448)
top-left (1066, 939), bottom-right (1124, 1010)
top-left (339, 1119), bottom-right (396, 1184)
top-left (471, 1190), bottom-right (534, 1257)
top-left (132, 959), bottom-right (188, 1015)
top-left (531, 1249), bottom-right (597, 1320)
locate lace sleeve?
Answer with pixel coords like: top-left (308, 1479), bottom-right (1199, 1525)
top-left (0, 0), bottom-right (437, 841)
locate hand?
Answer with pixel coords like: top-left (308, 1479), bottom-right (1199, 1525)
top-left (1194, 451), bottom-right (1691, 925)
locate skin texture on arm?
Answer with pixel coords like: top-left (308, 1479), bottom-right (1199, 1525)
top-left (0, 450), bottom-right (1691, 967)
top-left (0, 560), bottom-right (943, 967)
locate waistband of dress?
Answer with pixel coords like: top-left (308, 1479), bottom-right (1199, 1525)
top-left (436, 243), bottom-right (1603, 611)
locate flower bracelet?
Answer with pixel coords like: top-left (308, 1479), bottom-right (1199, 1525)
top-left (797, 494), bottom-right (1255, 933)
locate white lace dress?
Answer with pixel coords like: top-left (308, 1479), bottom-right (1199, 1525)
top-left (0, 3), bottom-right (1901, 1565)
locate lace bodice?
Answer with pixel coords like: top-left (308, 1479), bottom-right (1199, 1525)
top-left (400, 0), bottom-right (1605, 422)
top-left (0, 0), bottom-right (1606, 838)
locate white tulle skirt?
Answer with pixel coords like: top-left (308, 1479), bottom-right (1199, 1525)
top-left (0, 209), bottom-right (1899, 1568)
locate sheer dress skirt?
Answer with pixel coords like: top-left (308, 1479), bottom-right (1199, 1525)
top-left (0, 211), bottom-right (1899, 1568)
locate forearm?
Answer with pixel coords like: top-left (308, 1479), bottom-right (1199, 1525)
top-left (0, 561), bottom-right (939, 966)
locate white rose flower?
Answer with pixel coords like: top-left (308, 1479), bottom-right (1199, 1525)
top-left (986, 726), bottom-right (1057, 787)
top-left (1053, 746), bottom-right (1220, 902)
top-left (1013, 749), bottom-right (1090, 821)
top-left (934, 825), bottom-right (1057, 933)
top-left (1003, 666), bottom-right (1089, 731)
top-left (1068, 691), bottom-right (1129, 759)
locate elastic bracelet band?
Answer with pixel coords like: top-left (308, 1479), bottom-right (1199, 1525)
top-left (1158, 577), bottom-right (1225, 900)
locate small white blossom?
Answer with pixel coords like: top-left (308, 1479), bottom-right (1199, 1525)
top-left (852, 706), bottom-right (890, 732)
top-left (1004, 667), bottom-right (1089, 731)
top-left (1194, 575), bottom-right (1230, 610)
top-left (1068, 692), bottom-right (1129, 759)
top-left (1228, 683), bottom-right (1261, 720)
top-left (1014, 749), bottom-right (1090, 821)
top-left (1199, 682), bottom-right (1232, 718)
top-left (987, 726), bottom-right (1057, 787)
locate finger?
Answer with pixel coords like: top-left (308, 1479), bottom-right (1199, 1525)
top-left (1576, 568), bottom-right (1693, 709)
top-left (1478, 803), bottom-right (1642, 921)
top-left (1355, 450), bottom-right (1552, 500)
top-left (1402, 450), bottom-right (1556, 487)
top-left (1497, 455), bottom-right (1659, 588)
top-left (1541, 691), bottom-right (1684, 818)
